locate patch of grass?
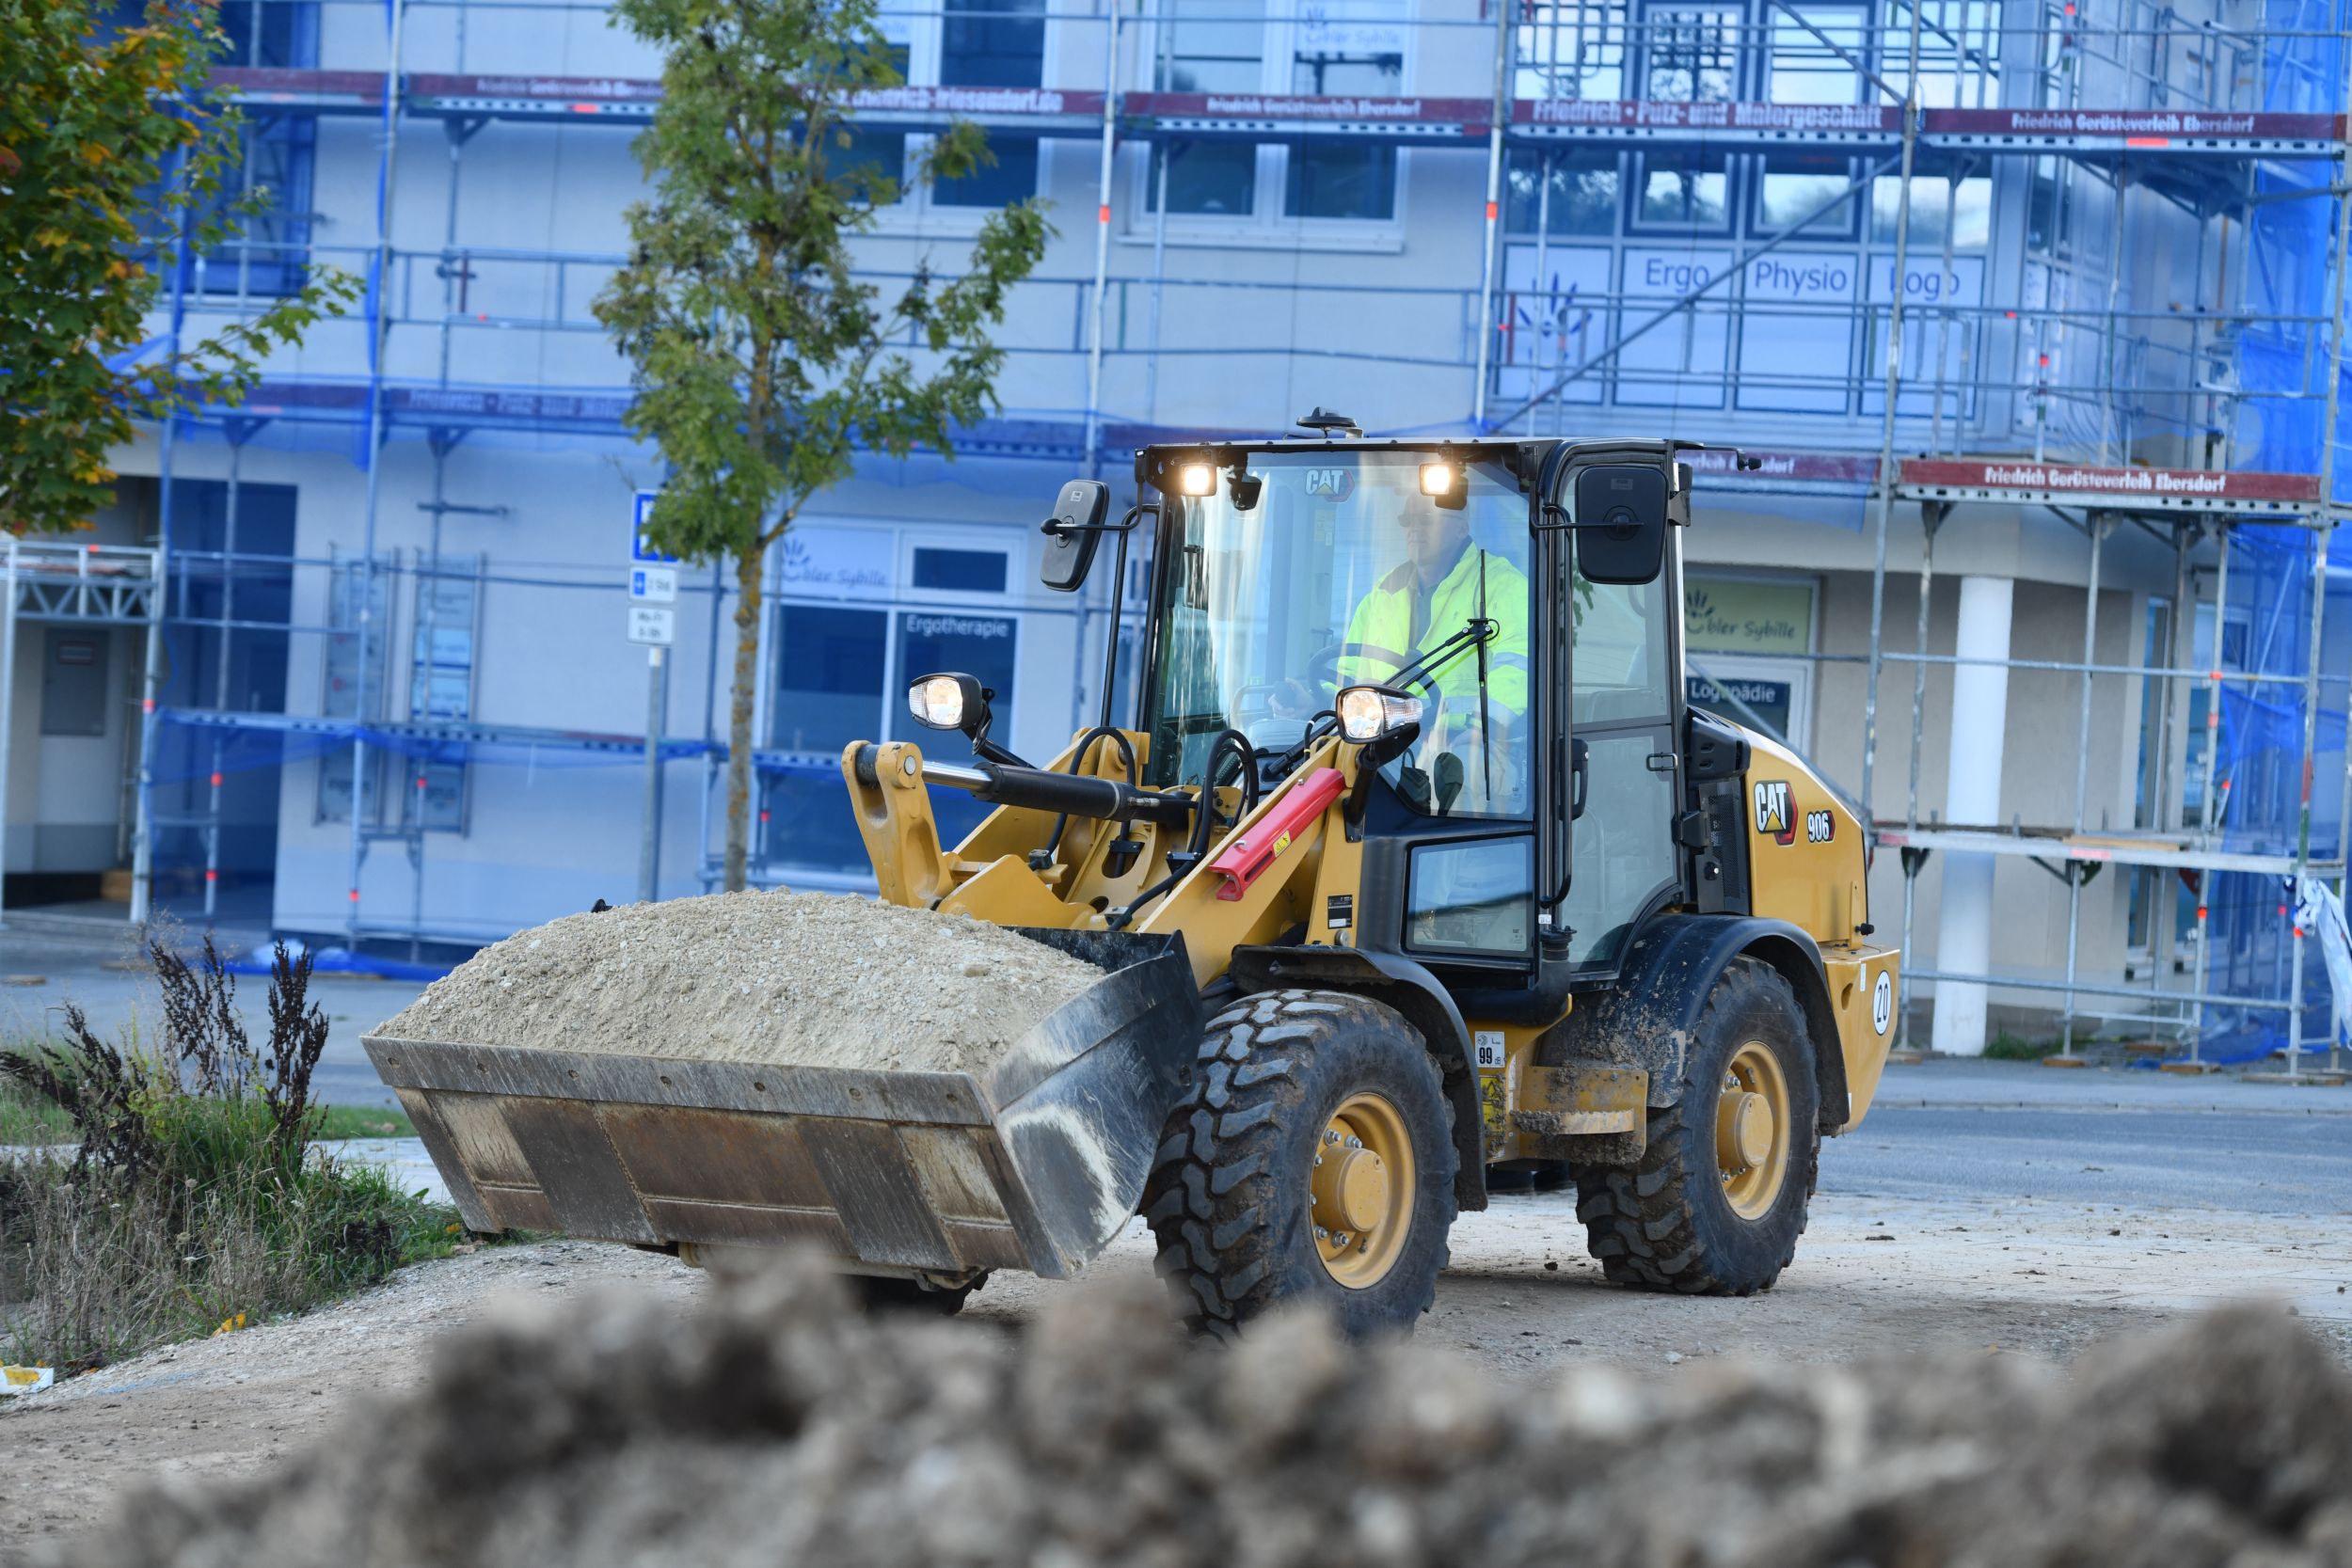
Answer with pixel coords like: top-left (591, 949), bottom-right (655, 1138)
top-left (0, 937), bottom-right (465, 1374)
top-left (0, 1078), bottom-right (72, 1144)
top-left (1984, 1032), bottom-right (2064, 1060)
top-left (310, 1104), bottom-right (416, 1141)
top-left (2, 1079), bottom-right (411, 1144)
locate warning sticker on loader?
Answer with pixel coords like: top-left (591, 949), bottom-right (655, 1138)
top-left (1753, 780), bottom-right (1797, 846)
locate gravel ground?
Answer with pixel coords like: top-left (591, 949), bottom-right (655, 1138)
top-left (373, 892), bottom-right (1101, 1071)
top-left (44, 1256), bottom-right (2352, 1568)
top-left (3, 1186), bottom-right (2346, 1563)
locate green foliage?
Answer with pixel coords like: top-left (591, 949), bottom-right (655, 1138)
top-left (1983, 1032), bottom-right (2065, 1060)
top-left (0, 938), bottom-right (464, 1373)
top-left (0, 0), bottom-right (359, 538)
top-left (595, 0), bottom-right (1052, 887)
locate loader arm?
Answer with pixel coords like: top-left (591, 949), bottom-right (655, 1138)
top-left (844, 731), bottom-right (1366, 991)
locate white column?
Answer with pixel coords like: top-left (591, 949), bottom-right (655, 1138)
top-left (1931, 574), bottom-right (2014, 1055)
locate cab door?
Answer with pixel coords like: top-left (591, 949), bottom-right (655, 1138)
top-left (1554, 541), bottom-right (1684, 970)
top-left (1536, 450), bottom-right (1688, 974)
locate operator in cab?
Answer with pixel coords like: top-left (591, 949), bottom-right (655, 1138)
top-left (1282, 464), bottom-right (1532, 816)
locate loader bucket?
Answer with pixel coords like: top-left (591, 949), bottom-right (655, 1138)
top-left (362, 928), bottom-right (1202, 1282)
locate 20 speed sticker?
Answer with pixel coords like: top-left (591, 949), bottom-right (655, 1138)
top-left (1871, 970), bottom-right (1893, 1035)
top-left (1805, 809), bottom-right (1835, 844)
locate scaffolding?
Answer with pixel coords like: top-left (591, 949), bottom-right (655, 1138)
top-left (60, 0), bottom-right (2351, 1065)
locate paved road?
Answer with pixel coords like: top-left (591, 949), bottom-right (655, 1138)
top-left (1826, 1058), bottom-right (2352, 1215)
top-left (0, 920), bottom-right (424, 1109)
top-left (7, 919), bottom-right (2347, 1214)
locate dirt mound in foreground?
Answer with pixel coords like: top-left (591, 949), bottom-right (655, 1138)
top-left (61, 1259), bottom-right (2352, 1568)
top-left (373, 891), bottom-right (1101, 1073)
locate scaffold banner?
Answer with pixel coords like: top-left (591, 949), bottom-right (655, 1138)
top-left (1517, 99), bottom-right (1896, 133)
top-left (410, 73), bottom-right (666, 104)
top-left (1926, 107), bottom-right (2346, 142)
top-left (1898, 461), bottom-right (2323, 503)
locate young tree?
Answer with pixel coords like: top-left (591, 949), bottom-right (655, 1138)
top-left (597, 0), bottom-right (1051, 892)
top-left (0, 0), bottom-right (359, 538)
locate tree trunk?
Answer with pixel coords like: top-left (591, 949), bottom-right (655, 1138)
top-left (723, 537), bottom-right (766, 892)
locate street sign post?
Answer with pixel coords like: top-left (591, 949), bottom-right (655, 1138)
top-left (628, 605), bottom-right (675, 645)
top-left (628, 494), bottom-right (683, 905)
top-left (629, 565), bottom-right (678, 603)
top-left (631, 492), bottom-right (681, 565)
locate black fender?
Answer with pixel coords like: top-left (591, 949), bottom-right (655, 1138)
top-left (1227, 944), bottom-right (1488, 1212)
top-left (1536, 914), bottom-right (1850, 1132)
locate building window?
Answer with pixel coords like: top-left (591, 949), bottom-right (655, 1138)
top-left (1136, 0), bottom-right (1407, 231)
top-left (107, 1), bottom-right (323, 297)
top-left (932, 136), bottom-right (1042, 206)
top-left (1640, 2), bottom-right (1740, 102)
top-left (1756, 152), bottom-right (1860, 235)
top-left (1506, 150), bottom-right (1622, 236)
top-left (942, 0), bottom-right (1045, 87)
top-left (1285, 141), bottom-right (1397, 221)
top-left (1148, 140), bottom-right (1259, 216)
top-left (912, 546), bottom-right (1009, 594)
top-left (1634, 148), bottom-right (1731, 230)
top-left (1164, 0), bottom-right (1266, 91)
top-left (1516, 0), bottom-right (1629, 100)
top-left (1872, 173), bottom-right (1993, 249)
top-left (1765, 3), bottom-right (1867, 103)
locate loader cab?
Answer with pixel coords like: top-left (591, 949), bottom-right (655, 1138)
top-left (1124, 435), bottom-right (1694, 1008)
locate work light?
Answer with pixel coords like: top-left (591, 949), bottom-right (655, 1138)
top-left (1178, 463), bottom-right (1216, 496)
top-left (908, 673), bottom-right (979, 732)
top-left (1418, 461), bottom-right (1458, 497)
top-left (1336, 685), bottom-right (1424, 745)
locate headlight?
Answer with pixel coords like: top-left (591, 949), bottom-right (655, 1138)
top-left (1178, 463), bottom-right (1216, 497)
top-left (1419, 461), bottom-right (1457, 497)
top-left (908, 673), bottom-right (972, 731)
top-left (1336, 685), bottom-right (1424, 745)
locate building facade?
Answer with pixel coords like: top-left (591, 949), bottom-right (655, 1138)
top-left (5, 0), bottom-right (2346, 1057)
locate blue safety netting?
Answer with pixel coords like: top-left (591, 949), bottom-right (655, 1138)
top-left (2197, 0), bottom-right (2352, 1061)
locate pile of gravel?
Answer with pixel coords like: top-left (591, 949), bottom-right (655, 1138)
top-left (372, 892), bottom-right (1103, 1075)
top-left (62, 1256), bottom-right (2352, 1568)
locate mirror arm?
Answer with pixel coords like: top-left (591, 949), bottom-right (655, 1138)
top-left (1089, 503), bottom-right (1155, 733)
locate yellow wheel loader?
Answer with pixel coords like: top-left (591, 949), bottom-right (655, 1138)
top-left (368, 417), bottom-right (1899, 1338)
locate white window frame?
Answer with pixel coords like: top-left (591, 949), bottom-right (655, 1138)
top-left (858, 0), bottom-right (1058, 231)
top-left (1119, 0), bottom-right (1415, 252)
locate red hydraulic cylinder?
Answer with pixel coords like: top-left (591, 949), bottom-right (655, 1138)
top-left (1205, 768), bottom-right (1347, 902)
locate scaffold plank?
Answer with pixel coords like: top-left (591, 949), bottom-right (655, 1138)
top-left (210, 71), bottom-right (2352, 161)
top-left (1872, 824), bottom-right (2338, 878)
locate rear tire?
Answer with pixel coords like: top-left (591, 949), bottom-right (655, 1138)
top-left (1142, 989), bottom-right (1457, 1340)
top-left (1573, 957), bottom-right (1820, 1295)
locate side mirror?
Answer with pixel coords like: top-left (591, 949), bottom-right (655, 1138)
top-left (1040, 479), bottom-right (1111, 592)
top-left (1567, 464), bottom-right (1668, 585)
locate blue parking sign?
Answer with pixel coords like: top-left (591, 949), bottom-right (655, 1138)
top-left (631, 491), bottom-right (681, 565)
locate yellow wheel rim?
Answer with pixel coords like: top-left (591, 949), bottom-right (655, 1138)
top-left (1716, 1041), bottom-right (1791, 1221)
top-left (1311, 1091), bottom-right (1416, 1289)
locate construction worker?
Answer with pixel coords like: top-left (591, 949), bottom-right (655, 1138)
top-left (1271, 490), bottom-right (1531, 812)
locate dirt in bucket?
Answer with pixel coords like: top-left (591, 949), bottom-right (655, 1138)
top-left (372, 891), bottom-right (1103, 1076)
top-left (56, 1253), bottom-right (2352, 1568)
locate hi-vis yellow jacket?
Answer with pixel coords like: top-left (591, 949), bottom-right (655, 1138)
top-left (1335, 546), bottom-right (1531, 731)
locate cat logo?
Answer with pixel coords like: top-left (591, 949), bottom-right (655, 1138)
top-left (1752, 779), bottom-right (1796, 846)
top-left (1302, 467), bottom-right (1356, 501)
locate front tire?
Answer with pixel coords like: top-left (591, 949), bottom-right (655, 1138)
top-left (1574, 957), bottom-right (1820, 1295)
top-left (1143, 989), bottom-right (1457, 1339)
